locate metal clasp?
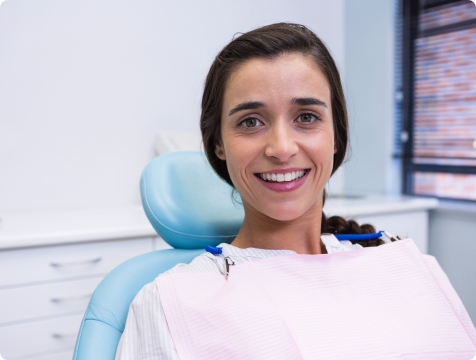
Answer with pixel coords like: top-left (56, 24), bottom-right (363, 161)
top-left (224, 256), bottom-right (235, 280)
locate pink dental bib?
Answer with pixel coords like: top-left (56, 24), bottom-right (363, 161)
top-left (156, 239), bottom-right (476, 359)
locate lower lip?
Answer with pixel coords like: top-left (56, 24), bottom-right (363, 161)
top-left (255, 171), bottom-right (310, 193)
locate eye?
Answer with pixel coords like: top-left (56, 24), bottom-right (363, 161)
top-left (240, 117), bottom-right (262, 128)
top-left (297, 113), bottom-right (318, 123)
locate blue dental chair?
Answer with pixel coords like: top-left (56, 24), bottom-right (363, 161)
top-left (72, 152), bottom-right (244, 360)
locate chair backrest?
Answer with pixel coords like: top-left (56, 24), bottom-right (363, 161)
top-left (141, 151), bottom-right (244, 249)
top-left (73, 152), bottom-right (244, 360)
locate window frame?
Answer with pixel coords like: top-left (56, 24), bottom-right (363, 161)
top-left (400, 0), bottom-right (476, 202)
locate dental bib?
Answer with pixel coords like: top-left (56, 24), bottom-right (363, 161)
top-left (156, 239), bottom-right (476, 359)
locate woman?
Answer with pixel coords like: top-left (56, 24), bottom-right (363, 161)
top-left (116, 23), bottom-right (475, 359)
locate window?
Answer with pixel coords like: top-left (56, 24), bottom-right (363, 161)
top-left (400, 0), bottom-right (476, 201)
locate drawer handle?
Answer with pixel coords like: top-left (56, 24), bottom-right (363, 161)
top-left (52, 332), bottom-right (77, 339)
top-left (51, 293), bottom-right (93, 303)
top-left (50, 257), bottom-right (102, 268)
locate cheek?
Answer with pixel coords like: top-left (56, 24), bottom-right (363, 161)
top-left (223, 136), bottom-right (254, 183)
top-left (307, 133), bottom-right (335, 175)
top-left (309, 126), bottom-right (334, 151)
top-left (223, 136), bottom-right (267, 197)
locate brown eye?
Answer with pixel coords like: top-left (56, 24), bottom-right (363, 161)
top-left (299, 113), bottom-right (316, 123)
top-left (242, 118), bottom-right (260, 128)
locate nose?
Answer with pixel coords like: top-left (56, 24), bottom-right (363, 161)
top-left (264, 120), bottom-right (299, 162)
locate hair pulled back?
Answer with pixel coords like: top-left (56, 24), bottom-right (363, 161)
top-left (201, 22), bottom-right (347, 185)
top-left (200, 23), bottom-right (382, 246)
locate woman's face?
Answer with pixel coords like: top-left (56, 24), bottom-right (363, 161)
top-left (216, 53), bottom-right (335, 222)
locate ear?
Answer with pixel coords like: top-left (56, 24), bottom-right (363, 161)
top-left (215, 143), bottom-right (226, 160)
top-left (334, 144), bottom-right (338, 154)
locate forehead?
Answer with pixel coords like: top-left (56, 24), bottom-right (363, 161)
top-left (223, 53), bottom-right (331, 108)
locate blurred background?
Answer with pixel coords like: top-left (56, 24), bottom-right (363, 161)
top-left (0, 0), bottom-right (347, 212)
top-left (0, 0), bottom-right (475, 358)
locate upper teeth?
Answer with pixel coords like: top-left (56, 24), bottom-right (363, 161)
top-left (259, 170), bottom-right (306, 182)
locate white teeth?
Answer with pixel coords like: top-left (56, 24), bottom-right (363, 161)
top-left (259, 170), bottom-right (306, 182)
top-left (260, 170), bottom-right (306, 183)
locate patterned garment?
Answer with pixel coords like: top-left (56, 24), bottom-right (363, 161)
top-left (115, 241), bottom-right (362, 360)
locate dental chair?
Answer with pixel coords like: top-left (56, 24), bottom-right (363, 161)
top-left (72, 151), bottom-right (244, 360)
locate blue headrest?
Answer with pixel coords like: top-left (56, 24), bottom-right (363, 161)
top-left (140, 151), bottom-right (244, 249)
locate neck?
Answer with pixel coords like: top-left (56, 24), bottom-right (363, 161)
top-left (231, 202), bottom-right (325, 255)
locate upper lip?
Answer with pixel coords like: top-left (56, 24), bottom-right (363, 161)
top-left (255, 168), bottom-right (309, 174)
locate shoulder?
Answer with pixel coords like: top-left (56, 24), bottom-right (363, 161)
top-left (132, 280), bottom-right (159, 306)
top-left (161, 251), bottom-right (222, 276)
top-left (130, 250), bottom-right (222, 307)
top-left (118, 276), bottom-right (179, 359)
top-left (321, 234), bottom-right (364, 253)
top-left (128, 251), bottom-right (220, 311)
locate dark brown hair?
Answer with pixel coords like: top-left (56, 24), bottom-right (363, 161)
top-left (200, 23), bottom-right (382, 247)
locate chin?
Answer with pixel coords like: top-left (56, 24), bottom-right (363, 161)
top-left (260, 206), bottom-right (310, 223)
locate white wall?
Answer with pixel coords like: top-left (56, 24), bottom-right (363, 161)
top-left (0, 0), bottom-right (345, 213)
top-left (343, 0), bottom-right (396, 194)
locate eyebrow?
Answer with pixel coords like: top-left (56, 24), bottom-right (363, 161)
top-left (291, 97), bottom-right (327, 107)
top-left (228, 97), bottom-right (327, 116)
top-left (228, 101), bottom-right (264, 116)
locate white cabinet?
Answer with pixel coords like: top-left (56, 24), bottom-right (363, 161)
top-left (0, 237), bottom-right (152, 287)
top-left (0, 277), bottom-right (102, 325)
top-left (0, 314), bottom-right (84, 359)
top-left (0, 200), bottom-right (436, 359)
top-left (0, 237), bottom-right (155, 360)
top-left (28, 350), bottom-right (74, 360)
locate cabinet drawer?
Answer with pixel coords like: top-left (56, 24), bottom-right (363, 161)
top-left (26, 349), bottom-right (73, 360)
top-left (0, 313), bottom-right (83, 359)
top-left (0, 237), bottom-right (153, 288)
top-left (0, 277), bottom-right (102, 325)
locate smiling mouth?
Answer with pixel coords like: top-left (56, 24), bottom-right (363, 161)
top-left (256, 170), bottom-right (309, 183)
